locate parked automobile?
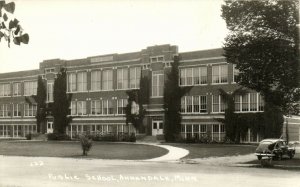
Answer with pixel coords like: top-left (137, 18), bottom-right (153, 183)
top-left (255, 139), bottom-right (296, 160)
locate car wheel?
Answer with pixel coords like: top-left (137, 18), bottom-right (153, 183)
top-left (257, 156), bottom-right (262, 160)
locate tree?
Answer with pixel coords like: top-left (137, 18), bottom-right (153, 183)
top-left (163, 55), bottom-right (191, 142)
top-left (52, 68), bottom-right (72, 134)
top-left (218, 88), bottom-right (246, 142)
top-left (35, 76), bottom-right (47, 133)
top-left (125, 76), bottom-right (149, 133)
top-left (222, 0), bottom-right (299, 115)
top-left (0, 0), bottom-right (29, 47)
top-left (24, 76), bottom-right (47, 133)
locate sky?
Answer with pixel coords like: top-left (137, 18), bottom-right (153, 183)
top-left (0, 0), bottom-right (228, 73)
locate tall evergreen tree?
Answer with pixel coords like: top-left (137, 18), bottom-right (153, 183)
top-left (163, 55), bottom-right (191, 142)
top-left (36, 76), bottom-right (47, 133)
top-left (52, 68), bottom-right (72, 134)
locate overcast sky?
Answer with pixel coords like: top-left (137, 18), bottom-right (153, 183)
top-left (0, 0), bottom-right (228, 73)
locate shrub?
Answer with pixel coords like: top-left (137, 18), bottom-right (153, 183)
top-left (47, 133), bottom-right (71, 141)
top-left (129, 133), bottom-right (136, 142)
top-left (25, 133), bottom-right (32, 140)
top-left (80, 135), bottom-right (93, 156)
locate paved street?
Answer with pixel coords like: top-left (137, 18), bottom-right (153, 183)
top-left (0, 155), bottom-right (299, 187)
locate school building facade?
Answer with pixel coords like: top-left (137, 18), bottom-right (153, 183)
top-left (1, 44), bottom-right (294, 143)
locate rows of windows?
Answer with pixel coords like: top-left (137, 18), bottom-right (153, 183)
top-left (68, 67), bottom-right (141, 92)
top-left (234, 93), bottom-right (264, 112)
top-left (181, 124), bottom-right (225, 141)
top-left (180, 66), bottom-right (207, 86)
top-left (180, 64), bottom-right (240, 86)
top-left (181, 95), bottom-right (207, 113)
top-left (240, 129), bottom-right (262, 143)
top-left (0, 81), bottom-right (37, 97)
top-left (66, 124), bottom-right (135, 138)
top-left (0, 103), bottom-right (37, 118)
top-left (0, 125), bottom-right (36, 138)
top-left (71, 99), bottom-right (128, 116)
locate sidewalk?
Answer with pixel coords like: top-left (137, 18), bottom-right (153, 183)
top-left (141, 143), bottom-right (189, 162)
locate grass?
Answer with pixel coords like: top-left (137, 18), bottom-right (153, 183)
top-left (0, 141), bottom-right (168, 160)
top-left (165, 143), bottom-right (256, 159)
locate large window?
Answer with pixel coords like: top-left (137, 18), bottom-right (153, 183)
top-left (234, 93), bottom-right (264, 112)
top-left (129, 67), bottom-right (141, 89)
top-left (47, 80), bottom-right (54, 102)
top-left (68, 73), bottom-right (76, 92)
top-left (181, 124), bottom-right (208, 140)
top-left (117, 68), bottom-right (128, 89)
top-left (71, 101), bottom-right (77, 115)
top-left (117, 99), bottom-right (128, 115)
top-left (0, 83), bottom-right (11, 97)
top-left (181, 95), bottom-right (207, 113)
top-left (103, 100), bottom-right (113, 115)
top-left (77, 101), bottom-right (87, 115)
top-left (212, 95), bottom-right (226, 113)
top-left (212, 64), bottom-right (228, 84)
top-left (13, 104), bottom-right (21, 117)
top-left (180, 66), bottom-right (207, 86)
top-left (0, 104), bottom-right (10, 117)
top-left (77, 71), bottom-right (87, 92)
top-left (152, 71), bottom-right (164, 97)
top-left (24, 81), bottom-right (37, 96)
top-left (91, 70), bottom-right (101, 91)
top-left (212, 124), bottom-right (225, 141)
top-left (102, 69), bottom-right (113, 90)
top-left (91, 100), bottom-right (102, 115)
top-left (24, 104), bottom-right (37, 117)
top-left (13, 82), bottom-right (21, 96)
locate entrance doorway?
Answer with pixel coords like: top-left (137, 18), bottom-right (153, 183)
top-left (47, 122), bottom-right (53, 133)
top-left (152, 121), bottom-right (163, 136)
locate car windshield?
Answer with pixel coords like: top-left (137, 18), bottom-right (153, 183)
top-left (257, 141), bottom-right (275, 151)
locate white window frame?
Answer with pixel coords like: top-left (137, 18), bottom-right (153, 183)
top-left (117, 68), bottom-right (128, 90)
top-left (102, 69), bottom-right (113, 91)
top-left (152, 71), bottom-right (164, 98)
top-left (13, 82), bottom-right (21, 96)
top-left (129, 67), bottom-right (141, 89)
top-left (91, 70), bottom-right (101, 91)
top-left (47, 80), bottom-right (54, 103)
top-left (77, 71), bottom-right (87, 92)
top-left (13, 104), bottom-right (21, 117)
top-left (212, 64), bottom-right (228, 84)
top-left (77, 101), bottom-right (87, 116)
top-left (0, 83), bottom-right (11, 97)
top-left (24, 81), bottom-right (37, 96)
top-left (67, 72), bottom-right (77, 92)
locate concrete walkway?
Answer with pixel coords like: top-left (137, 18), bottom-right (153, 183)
top-left (141, 143), bottom-right (189, 162)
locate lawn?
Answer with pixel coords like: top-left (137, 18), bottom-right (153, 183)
top-left (165, 143), bottom-right (256, 159)
top-left (0, 141), bottom-right (168, 160)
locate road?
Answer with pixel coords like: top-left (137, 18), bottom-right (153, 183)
top-left (0, 155), bottom-right (299, 187)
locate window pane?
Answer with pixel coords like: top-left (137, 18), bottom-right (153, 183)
top-left (193, 68), bottom-right (199, 85)
top-left (212, 66), bottom-right (219, 83)
top-left (200, 96), bottom-right (207, 113)
top-left (200, 67), bottom-right (207, 84)
top-left (220, 65), bottom-right (228, 83)
top-left (193, 96), bottom-right (199, 113)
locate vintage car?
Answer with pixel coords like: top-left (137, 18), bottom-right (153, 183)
top-left (255, 139), bottom-right (296, 160)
